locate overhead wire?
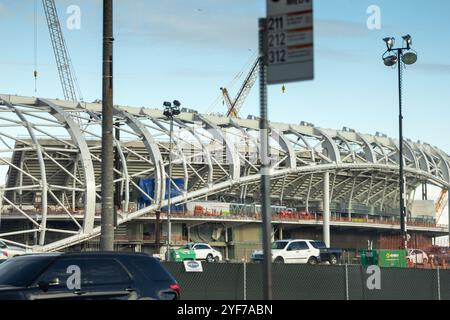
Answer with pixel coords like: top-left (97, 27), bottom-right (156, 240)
top-left (206, 52), bottom-right (257, 114)
top-left (68, 49), bottom-right (84, 102)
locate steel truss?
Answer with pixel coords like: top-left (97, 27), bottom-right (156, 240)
top-left (0, 94), bottom-right (449, 251)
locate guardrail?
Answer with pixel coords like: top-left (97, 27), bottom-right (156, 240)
top-left (1, 207), bottom-right (447, 231)
top-left (161, 210), bottom-right (446, 230)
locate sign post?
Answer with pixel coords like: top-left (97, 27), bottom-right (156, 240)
top-left (259, 0), bottom-right (314, 300)
top-left (267, 0), bottom-right (314, 84)
top-left (258, 17), bottom-right (272, 301)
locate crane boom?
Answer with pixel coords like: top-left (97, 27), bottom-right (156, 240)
top-left (220, 87), bottom-right (234, 114)
top-left (42, 0), bottom-right (80, 101)
top-left (436, 188), bottom-right (448, 223)
top-left (222, 58), bottom-right (259, 118)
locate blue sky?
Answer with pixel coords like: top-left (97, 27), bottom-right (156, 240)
top-left (0, 0), bottom-right (450, 156)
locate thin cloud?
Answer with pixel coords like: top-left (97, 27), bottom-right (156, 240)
top-left (315, 19), bottom-right (369, 37)
top-left (415, 63), bottom-right (450, 74)
top-left (0, 59), bottom-right (53, 67)
top-left (115, 2), bottom-right (257, 51)
top-left (318, 48), bottom-right (368, 63)
top-left (162, 67), bottom-right (231, 78)
top-left (0, 3), bottom-right (11, 18)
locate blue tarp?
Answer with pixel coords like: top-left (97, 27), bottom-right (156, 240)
top-left (137, 178), bottom-right (185, 212)
top-left (137, 178), bottom-right (154, 208)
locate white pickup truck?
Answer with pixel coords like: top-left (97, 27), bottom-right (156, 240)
top-left (251, 239), bottom-right (321, 264)
top-left (0, 240), bottom-right (27, 258)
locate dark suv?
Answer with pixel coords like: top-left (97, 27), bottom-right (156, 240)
top-left (0, 252), bottom-right (180, 300)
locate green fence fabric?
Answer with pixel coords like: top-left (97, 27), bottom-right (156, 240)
top-left (163, 262), bottom-right (449, 300)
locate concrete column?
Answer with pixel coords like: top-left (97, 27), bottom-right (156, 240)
top-left (323, 172), bottom-right (330, 247)
top-left (224, 225), bottom-right (229, 261)
top-left (348, 178), bottom-right (355, 221)
top-left (279, 224), bottom-right (283, 240)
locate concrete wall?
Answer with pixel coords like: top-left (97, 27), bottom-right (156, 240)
top-left (411, 200), bottom-right (435, 218)
top-left (230, 224), bottom-right (262, 261)
top-left (285, 227), bottom-right (379, 251)
top-left (286, 226), bottom-right (433, 251)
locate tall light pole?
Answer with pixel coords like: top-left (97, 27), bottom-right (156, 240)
top-left (382, 35), bottom-right (418, 250)
top-left (163, 100), bottom-right (181, 261)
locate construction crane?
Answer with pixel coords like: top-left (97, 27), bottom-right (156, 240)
top-left (221, 58), bottom-right (259, 118)
top-left (435, 188), bottom-right (448, 223)
top-left (42, 0), bottom-right (82, 101)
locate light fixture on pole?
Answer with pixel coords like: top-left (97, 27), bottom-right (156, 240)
top-left (383, 37), bottom-right (395, 50)
top-left (381, 35), bottom-right (418, 250)
top-left (163, 100), bottom-right (181, 261)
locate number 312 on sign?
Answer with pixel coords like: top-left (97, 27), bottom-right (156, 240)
top-left (268, 49), bottom-right (287, 64)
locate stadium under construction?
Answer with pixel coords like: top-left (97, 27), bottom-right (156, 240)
top-left (0, 94), bottom-right (448, 260)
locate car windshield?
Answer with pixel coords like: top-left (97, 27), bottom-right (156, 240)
top-left (272, 241), bottom-right (289, 250)
top-left (311, 241), bottom-right (326, 249)
top-left (180, 244), bottom-right (193, 250)
top-left (0, 255), bottom-right (54, 287)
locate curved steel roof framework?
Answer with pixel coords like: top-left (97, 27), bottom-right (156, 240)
top-left (0, 94), bottom-right (448, 251)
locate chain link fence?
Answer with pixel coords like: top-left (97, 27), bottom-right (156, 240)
top-left (163, 262), bottom-right (449, 300)
top-left (164, 262), bottom-right (245, 300)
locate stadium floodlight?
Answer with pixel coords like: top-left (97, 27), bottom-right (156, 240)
top-left (162, 99), bottom-right (181, 262)
top-left (383, 37), bottom-right (395, 50)
top-left (383, 54), bottom-right (398, 67)
top-left (172, 100), bottom-right (181, 116)
top-left (380, 34), bottom-right (418, 251)
top-left (402, 34), bottom-right (412, 49)
top-left (402, 51), bottom-right (418, 65)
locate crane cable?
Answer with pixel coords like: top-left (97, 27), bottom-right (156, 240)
top-left (33, 0), bottom-right (38, 96)
top-left (206, 52), bottom-right (257, 114)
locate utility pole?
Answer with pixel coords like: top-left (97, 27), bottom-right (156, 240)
top-left (258, 18), bottom-right (272, 301)
top-left (100, 0), bottom-right (114, 251)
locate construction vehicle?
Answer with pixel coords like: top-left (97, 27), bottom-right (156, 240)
top-left (41, 0), bottom-right (82, 101)
top-left (435, 188), bottom-right (448, 223)
top-left (220, 58), bottom-right (259, 118)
